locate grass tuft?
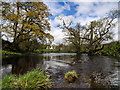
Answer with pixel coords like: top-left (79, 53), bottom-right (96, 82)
top-left (1, 69), bottom-right (52, 89)
top-left (64, 70), bottom-right (78, 83)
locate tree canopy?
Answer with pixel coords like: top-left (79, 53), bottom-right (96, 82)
top-left (1, 2), bottom-right (54, 52)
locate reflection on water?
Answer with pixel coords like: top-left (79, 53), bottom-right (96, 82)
top-left (2, 53), bottom-right (120, 88)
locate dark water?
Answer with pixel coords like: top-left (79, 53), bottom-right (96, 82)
top-left (1, 53), bottom-right (120, 88)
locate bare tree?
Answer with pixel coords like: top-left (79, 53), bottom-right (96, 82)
top-left (58, 20), bottom-right (88, 54)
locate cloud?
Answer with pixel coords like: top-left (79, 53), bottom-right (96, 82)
top-left (43, 2), bottom-right (71, 16)
top-left (42, 0), bottom-right (119, 2)
top-left (49, 27), bottom-right (65, 44)
top-left (43, 2), bottom-right (64, 16)
top-left (74, 2), bottom-right (118, 18)
top-left (113, 21), bottom-right (118, 41)
top-left (51, 14), bottom-right (75, 27)
top-left (44, 1), bottom-right (119, 44)
top-left (67, 0), bottom-right (119, 2)
top-left (63, 2), bottom-right (71, 11)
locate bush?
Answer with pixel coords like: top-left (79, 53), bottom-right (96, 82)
top-left (64, 70), bottom-right (78, 83)
top-left (1, 69), bottom-right (52, 89)
top-left (95, 41), bottom-right (120, 57)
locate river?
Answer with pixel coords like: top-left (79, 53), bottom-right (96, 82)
top-left (1, 53), bottom-right (120, 88)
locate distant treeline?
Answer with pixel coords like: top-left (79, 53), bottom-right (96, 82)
top-left (34, 41), bottom-right (120, 57)
top-left (2, 39), bottom-right (120, 57)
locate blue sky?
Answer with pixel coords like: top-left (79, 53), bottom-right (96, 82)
top-left (43, 0), bottom-right (119, 44)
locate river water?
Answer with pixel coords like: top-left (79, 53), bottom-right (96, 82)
top-left (1, 53), bottom-right (120, 88)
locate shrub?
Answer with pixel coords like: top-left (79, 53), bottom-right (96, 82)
top-left (95, 41), bottom-right (120, 57)
top-left (64, 70), bottom-right (78, 83)
top-left (1, 69), bottom-right (52, 89)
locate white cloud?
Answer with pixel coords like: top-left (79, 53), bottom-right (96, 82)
top-left (42, 0), bottom-right (119, 2)
top-left (75, 2), bottom-right (94, 17)
top-left (45, 1), bottom-right (119, 44)
top-left (43, 2), bottom-right (64, 16)
top-left (49, 27), bottom-right (65, 44)
top-left (52, 14), bottom-right (75, 27)
top-left (113, 21), bottom-right (118, 41)
top-left (43, 2), bottom-right (71, 16)
top-left (67, 0), bottom-right (119, 2)
top-left (63, 2), bottom-right (71, 11)
top-left (75, 2), bottom-right (118, 18)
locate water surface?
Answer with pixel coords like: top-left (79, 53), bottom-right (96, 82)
top-left (1, 53), bottom-right (120, 88)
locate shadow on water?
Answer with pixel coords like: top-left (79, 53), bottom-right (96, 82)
top-left (1, 53), bottom-right (120, 88)
top-left (2, 55), bottom-right (44, 75)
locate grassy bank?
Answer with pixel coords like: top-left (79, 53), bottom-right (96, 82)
top-left (34, 49), bottom-right (58, 53)
top-left (34, 49), bottom-right (76, 53)
top-left (1, 49), bottom-right (75, 56)
top-left (1, 69), bottom-right (52, 89)
top-left (1, 50), bottom-right (39, 56)
top-left (1, 50), bottom-right (21, 56)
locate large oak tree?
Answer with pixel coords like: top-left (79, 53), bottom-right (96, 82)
top-left (1, 2), bottom-right (53, 52)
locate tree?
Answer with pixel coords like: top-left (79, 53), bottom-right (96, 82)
top-left (83, 11), bottom-right (118, 55)
top-left (1, 2), bottom-right (54, 52)
top-left (83, 19), bottom-right (114, 55)
top-left (58, 21), bottom-right (87, 54)
top-left (58, 10), bottom-right (118, 55)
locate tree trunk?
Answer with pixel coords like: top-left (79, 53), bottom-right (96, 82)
top-left (12, 2), bottom-right (20, 52)
top-left (76, 46), bottom-right (81, 54)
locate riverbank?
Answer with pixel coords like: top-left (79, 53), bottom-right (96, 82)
top-left (1, 50), bottom-right (21, 56)
top-left (1, 50), bottom-right (43, 59)
top-left (34, 49), bottom-right (76, 53)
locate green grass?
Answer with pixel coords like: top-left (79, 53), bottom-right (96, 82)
top-left (40, 49), bottom-right (58, 52)
top-left (1, 69), bottom-right (52, 89)
top-left (1, 50), bottom-right (21, 56)
top-left (1, 75), bottom-right (17, 88)
top-left (35, 49), bottom-right (58, 53)
top-left (34, 49), bottom-right (76, 53)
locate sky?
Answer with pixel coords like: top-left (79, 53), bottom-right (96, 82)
top-left (43, 0), bottom-right (119, 44)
